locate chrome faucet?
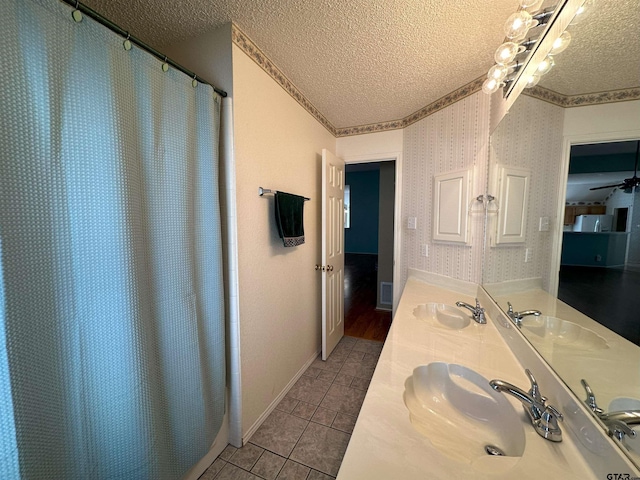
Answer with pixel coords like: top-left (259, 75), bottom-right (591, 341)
top-left (455, 298), bottom-right (486, 324)
top-left (581, 379), bottom-right (639, 441)
top-left (490, 369), bottom-right (563, 442)
top-left (506, 302), bottom-right (541, 327)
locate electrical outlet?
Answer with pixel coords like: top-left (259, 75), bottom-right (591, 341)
top-left (407, 217), bottom-right (417, 230)
top-left (525, 248), bottom-right (532, 263)
top-left (421, 244), bottom-right (429, 257)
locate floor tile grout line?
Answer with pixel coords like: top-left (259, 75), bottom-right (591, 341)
top-left (280, 338), bottom-right (358, 478)
top-left (204, 338), bottom-right (381, 480)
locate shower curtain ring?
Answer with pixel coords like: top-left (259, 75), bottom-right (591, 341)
top-left (192, 74), bottom-right (198, 88)
top-left (72, 1), bottom-right (83, 22)
top-left (162, 56), bottom-right (169, 72)
top-left (123, 32), bottom-right (132, 51)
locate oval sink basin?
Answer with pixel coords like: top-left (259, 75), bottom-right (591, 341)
top-left (413, 303), bottom-right (471, 330)
top-left (520, 316), bottom-right (609, 350)
top-left (403, 363), bottom-right (525, 471)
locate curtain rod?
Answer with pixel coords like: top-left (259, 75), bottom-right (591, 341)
top-left (60, 0), bottom-right (228, 98)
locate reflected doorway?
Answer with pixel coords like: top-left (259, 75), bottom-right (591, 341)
top-left (343, 161), bottom-right (395, 342)
top-left (557, 140), bottom-right (640, 345)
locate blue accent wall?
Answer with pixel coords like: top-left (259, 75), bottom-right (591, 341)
top-left (569, 153), bottom-right (636, 174)
top-left (561, 232), bottom-right (628, 266)
top-left (345, 170), bottom-right (379, 254)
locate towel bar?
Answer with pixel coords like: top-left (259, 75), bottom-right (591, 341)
top-left (259, 187), bottom-right (310, 201)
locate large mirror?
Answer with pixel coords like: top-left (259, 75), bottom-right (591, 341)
top-left (482, 0), bottom-right (640, 466)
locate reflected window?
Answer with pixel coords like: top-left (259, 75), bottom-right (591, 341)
top-left (344, 185), bottom-right (351, 228)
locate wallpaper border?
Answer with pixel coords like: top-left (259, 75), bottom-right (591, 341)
top-left (231, 23), bottom-right (640, 137)
top-left (525, 85), bottom-right (640, 108)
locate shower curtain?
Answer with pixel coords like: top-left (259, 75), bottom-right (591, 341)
top-left (0, 1), bottom-right (225, 478)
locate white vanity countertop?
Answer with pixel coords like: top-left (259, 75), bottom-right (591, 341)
top-left (492, 288), bottom-right (640, 411)
top-left (336, 276), bottom-right (597, 480)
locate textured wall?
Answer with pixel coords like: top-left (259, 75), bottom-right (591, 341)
top-left (400, 91), bottom-right (490, 289)
top-left (483, 95), bottom-right (565, 289)
top-left (232, 44), bottom-right (336, 437)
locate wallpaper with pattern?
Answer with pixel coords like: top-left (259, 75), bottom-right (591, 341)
top-left (401, 91), bottom-right (491, 288)
top-left (483, 95), bottom-right (565, 289)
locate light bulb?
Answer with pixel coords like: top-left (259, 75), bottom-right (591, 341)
top-left (482, 77), bottom-right (501, 95)
top-left (488, 64), bottom-right (509, 82)
top-left (525, 74), bottom-right (541, 88)
top-left (504, 11), bottom-right (535, 39)
top-left (494, 42), bottom-right (519, 65)
top-left (550, 31), bottom-right (572, 55)
top-left (536, 55), bottom-right (555, 75)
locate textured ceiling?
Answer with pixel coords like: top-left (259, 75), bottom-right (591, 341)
top-left (82, 0), bottom-right (639, 129)
top-left (566, 172), bottom-right (634, 203)
top-left (539, 0), bottom-right (640, 95)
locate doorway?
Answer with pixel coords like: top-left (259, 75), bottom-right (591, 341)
top-left (557, 140), bottom-right (640, 345)
top-left (343, 161), bottom-right (395, 341)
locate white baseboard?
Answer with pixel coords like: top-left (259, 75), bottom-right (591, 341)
top-left (242, 349), bottom-right (320, 444)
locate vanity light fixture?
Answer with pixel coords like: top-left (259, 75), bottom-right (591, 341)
top-left (482, 0), bottom-right (590, 96)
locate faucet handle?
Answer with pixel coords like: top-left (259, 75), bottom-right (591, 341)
top-left (608, 419), bottom-right (636, 441)
top-left (525, 369), bottom-right (544, 403)
top-left (545, 404), bottom-right (563, 422)
top-left (580, 379), bottom-right (604, 414)
top-left (507, 302), bottom-right (514, 314)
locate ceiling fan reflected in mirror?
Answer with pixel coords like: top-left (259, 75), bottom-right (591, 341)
top-left (589, 141), bottom-right (640, 193)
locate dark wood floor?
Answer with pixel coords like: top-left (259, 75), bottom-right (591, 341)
top-left (558, 265), bottom-right (640, 346)
top-left (343, 253), bottom-right (392, 342)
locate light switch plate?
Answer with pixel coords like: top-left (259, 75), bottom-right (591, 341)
top-left (407, 217), bottom-right (417, 230)
top-left (539, 216), bottom-right (550, 232)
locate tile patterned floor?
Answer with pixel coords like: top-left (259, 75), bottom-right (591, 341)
top-left (199, 336), bottom-right (383, 480)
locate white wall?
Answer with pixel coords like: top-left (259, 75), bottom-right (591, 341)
top-left (605, 188), bottom-right (634, 230)
top-left (231, 44), bottom-right (336, 438)
top-left (563, 100), bottom-right (640, 138)
top-left (484, 95), bottom-right (565, 289)
top-left (401, 92), bottom-right (490, 289)
top-left (336, 129), bottom-right (403, 159)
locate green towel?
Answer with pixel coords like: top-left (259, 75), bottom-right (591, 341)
top-left (274, 192), bottom-right (305, 247)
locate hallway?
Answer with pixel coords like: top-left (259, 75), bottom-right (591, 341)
top-left (558, 265), bottom-right (640, 346)
top-left (343, 254), bottom-right (392, 342)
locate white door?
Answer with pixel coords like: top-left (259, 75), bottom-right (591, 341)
top-left (321, 149), bottom-right (345, 360)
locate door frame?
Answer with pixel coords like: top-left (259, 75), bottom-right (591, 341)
top-left (549, 129), bottom-right (640, 296)
top-left (343, 151), bottom-right (403, 316)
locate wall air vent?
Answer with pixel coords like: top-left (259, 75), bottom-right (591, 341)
top-left (380, 282), bottom-right (393, 306)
